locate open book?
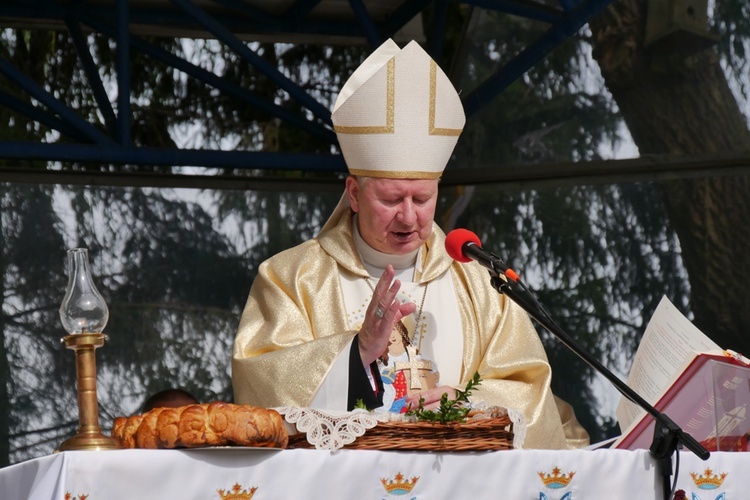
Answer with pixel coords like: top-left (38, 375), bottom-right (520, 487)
top-left (613, 296), bottom-right (750, 451)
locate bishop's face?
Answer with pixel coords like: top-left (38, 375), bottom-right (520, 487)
top-left (346, 176), bottom-right (438, 255)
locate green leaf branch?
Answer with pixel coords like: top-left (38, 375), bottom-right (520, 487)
top-left (407, 372), bottom-right (482, 424)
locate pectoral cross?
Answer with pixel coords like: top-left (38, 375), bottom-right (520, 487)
top-left (394, 345), bottom-right (434, 391)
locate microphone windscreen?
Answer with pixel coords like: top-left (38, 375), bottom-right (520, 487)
top-left (445, 228), bottom-right (481, 263)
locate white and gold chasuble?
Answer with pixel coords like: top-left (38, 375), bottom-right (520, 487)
top-left (314, 217), bottom-right (463, 411)
top-left (232, 209), bottom-right (588, 449)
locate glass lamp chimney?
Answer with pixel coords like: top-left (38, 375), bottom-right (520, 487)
top-left (59, 248), bottom-right (109, 335)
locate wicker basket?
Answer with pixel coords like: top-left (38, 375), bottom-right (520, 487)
top-left (287, 415), bottom-right (514, 452)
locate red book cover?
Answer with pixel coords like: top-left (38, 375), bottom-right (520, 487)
top-left (615, 353), bottom-right (750, 452)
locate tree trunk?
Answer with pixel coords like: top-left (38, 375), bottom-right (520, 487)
top-left (589, 0), bottom-right (750, 351)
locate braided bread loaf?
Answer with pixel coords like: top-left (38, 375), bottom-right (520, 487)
top-left (111, 401), bottom-right (288, 449)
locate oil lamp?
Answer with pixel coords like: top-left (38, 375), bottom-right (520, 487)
top-left (57, 248), bottom-right (119, 451)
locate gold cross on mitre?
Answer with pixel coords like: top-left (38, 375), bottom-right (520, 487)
top-left (394, 345), bottom-right (434, 391)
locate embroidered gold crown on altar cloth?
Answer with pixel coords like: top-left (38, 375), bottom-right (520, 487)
top-left (380, 472), bottom-right (420, 494)
top-left (217, 483), bottom-right (258, 500)
top-left (538, 467), bottom-right (576, 488)
top-left (690, 468), bottom-right (727, 489)
top-left (331, 39), bottom-right (465, 180)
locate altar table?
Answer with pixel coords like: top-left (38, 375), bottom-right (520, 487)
top-left (0, 447), bottom-right (747, 499)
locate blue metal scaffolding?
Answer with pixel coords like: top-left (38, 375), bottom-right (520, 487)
top-left (0, 0), bottom-right (615, 175)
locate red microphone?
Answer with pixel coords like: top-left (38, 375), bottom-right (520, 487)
top-left (445, 228), bottom-right (519, 282)
top-left (445, 228), bottom-right (480, 263)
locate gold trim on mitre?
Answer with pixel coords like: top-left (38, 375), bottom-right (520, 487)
top-left (333, 54), bottom-right (462, 139)
top-left (332, 38), bottom-right (400, 114)
top-left (333, 58), bottom-right (394, 135)
top-left (429, 60), bottom-right (462, 137)
top-left (347, 168), bottom-right (442, 179)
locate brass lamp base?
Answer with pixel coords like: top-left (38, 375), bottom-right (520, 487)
top-left (57, 332), bottom-right (120, 452)
top-left (58, 427), bottom-right (120, 452)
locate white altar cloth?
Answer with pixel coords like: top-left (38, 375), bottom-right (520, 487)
top-left (0, 448), bottom-right (747, 499)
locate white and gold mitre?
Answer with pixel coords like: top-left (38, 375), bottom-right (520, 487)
top-left (331, 39), bottom-right (465, 179)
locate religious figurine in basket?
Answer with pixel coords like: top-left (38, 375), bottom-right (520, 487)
top-left (380, 315), bottom-right (440, 413)
top-left (232, 39), bottom-right (589, 449)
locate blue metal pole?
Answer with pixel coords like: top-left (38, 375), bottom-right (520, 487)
top-left (430, 0), bottom-right (448, 62)
top-left (170, 0), bottom-right (333, 125)
top-left (464, 0), bottom-right (563, 24)
top-left (0, 90), bottom-right (89, 142)
top-left (0, 142), bottom-right (348, 171)
top-left (348, 0), bottom-right (382, 47)
top-left (81, 14), bottom-right (337, 145)
top-left (65, 16), bottom-right (119, 137)
top-left (116, 0), bottom-right (132, 146)
top-left (462, 0), bottom-right (614, 117)
top-left (381, 0), bottom-right (434, 40)
top-left (0, 57), bottom-right (114, 144)
top-left (282, 0), bottom-right (325, 24)
top-left (207, 0), bottom-right (279, 25)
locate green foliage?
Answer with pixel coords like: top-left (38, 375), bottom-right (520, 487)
top-left (407, 372), bottom-right (482, 424)
top-left (447, 11), bottom-right (631, 169)
top-left (354, 399), bottom-right (368, 410)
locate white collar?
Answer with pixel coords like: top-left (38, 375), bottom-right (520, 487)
top-left (352, 215), bottom-right (421, 277)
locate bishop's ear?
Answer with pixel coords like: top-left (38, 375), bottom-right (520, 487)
top-left (345, 176), bottom-right (361, 212)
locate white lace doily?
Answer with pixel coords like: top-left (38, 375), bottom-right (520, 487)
top-left (277, 406), bottom-right (527, 451)
top-left (276, 407), bottom-right (381, 451)
top-left (507, 407), bottom-right (526, 450)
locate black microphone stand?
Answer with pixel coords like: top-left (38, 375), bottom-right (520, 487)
top-left (486, 271), bottom-right (709, 500)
